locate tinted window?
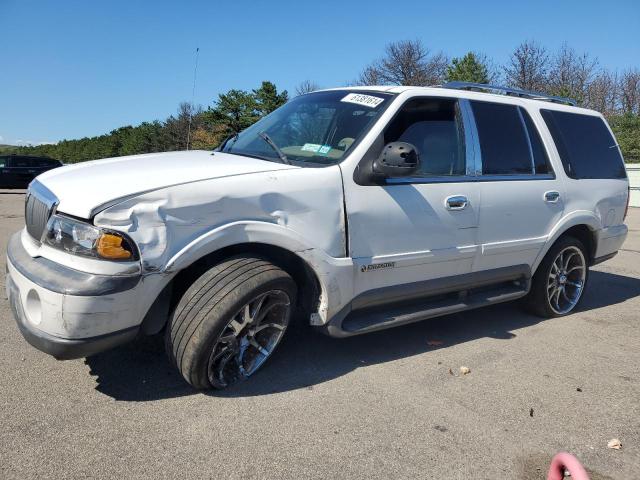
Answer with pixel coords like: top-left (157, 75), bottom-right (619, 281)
top-left (384, 98), bottom-right (465, 176)
top-left (9, 157), bottom-right (33, 167)
top-left (540, 110), bottom-right (626, 179)
top-left (0, 156), bottom-right (6, 168)
top-left (35, 158), bottom-right (56, 167)
top-left (520, 109), bottom-right (552, 174)
top-left (471, 101), bottom-right (532, 175)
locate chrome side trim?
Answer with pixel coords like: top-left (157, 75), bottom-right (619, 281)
top-left (386, 176), bottom-right (477, 184)
top-left (386, 173), bottom-right (555, 184)
top-left (459, 99), bottom-right (482, 176)
top-left (477, 173), bottom-right (556, 182)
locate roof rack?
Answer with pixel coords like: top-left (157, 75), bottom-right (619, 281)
top-left (441, 81), bottom-right (577, 106)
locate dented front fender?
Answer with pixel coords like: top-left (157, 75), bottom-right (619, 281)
top-left (93, 165), bottom-right (353, 323)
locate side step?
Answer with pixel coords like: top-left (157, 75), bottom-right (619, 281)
top-left (340, 280), bottom-right (529, 336)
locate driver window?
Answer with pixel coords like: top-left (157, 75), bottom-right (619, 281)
top-left (384, 98), bottom-right (466, 177)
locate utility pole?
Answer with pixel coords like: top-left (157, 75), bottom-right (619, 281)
top-left (186, 47), bottom-right (199, 150)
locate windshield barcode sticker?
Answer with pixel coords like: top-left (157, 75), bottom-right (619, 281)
top-left (341, 93), bottom-right (384, 108)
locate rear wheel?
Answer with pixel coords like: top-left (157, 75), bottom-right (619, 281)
top-left (166, 256), bottom-right (296, 390)
top-left (525, 236), bottom-right (589, 318)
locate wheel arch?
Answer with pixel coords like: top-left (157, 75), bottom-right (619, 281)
top-left (558, 225), bottom-right (597, 263)
top-left (140, 221), bottom-right (351, 335)
top-left (170, 241), bottom-right (322, 314)
top-left (532, 213), bottom-right (600, 274)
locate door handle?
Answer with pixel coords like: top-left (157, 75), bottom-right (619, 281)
top-left (445, 195), bottom-right (468, 210)
top-left (544, 191), bottom-right (560, 203)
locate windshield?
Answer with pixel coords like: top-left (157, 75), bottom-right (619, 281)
top-left (221, 90), bottom-right (394, 165)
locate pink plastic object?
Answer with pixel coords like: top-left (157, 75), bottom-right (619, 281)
top-left (547, 452), bottom-right (590, 480)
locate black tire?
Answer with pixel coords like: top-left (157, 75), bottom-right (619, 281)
top-left (166, 255), bottom-right (296, 390)
top-left (525, 235), bottom-right (589, 318)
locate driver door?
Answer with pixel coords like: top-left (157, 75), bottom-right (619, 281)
top-left (343, 96), bottom-right (480, 299)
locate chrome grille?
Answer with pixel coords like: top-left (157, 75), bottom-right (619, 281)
top-left (24, 181), bottom-right (58, 242)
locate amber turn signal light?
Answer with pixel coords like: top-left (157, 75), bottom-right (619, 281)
top-left (96, 233), bottom-right (132, 260)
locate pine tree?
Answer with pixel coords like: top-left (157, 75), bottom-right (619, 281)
top-left (253, 81), bottom-right (288, 116)
top-left (446, 52), bottom-right (490, 84)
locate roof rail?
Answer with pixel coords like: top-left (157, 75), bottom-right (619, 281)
top-left (441, 81), bottom-right (577, 106)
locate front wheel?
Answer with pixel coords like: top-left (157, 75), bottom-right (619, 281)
top-left (166, 256), bottom-right (296, 390)
top-left (525, 236), bottom-right (589, 318)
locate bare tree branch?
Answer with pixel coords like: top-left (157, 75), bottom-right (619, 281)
top-left (548, 43), bottom-right (599, 104)
top-left (295, 80), bottom-right (321, 96)
top-left (504, 40), bottom-right (549, 91)
top-left (586, 70), bottom-right (619, 115)
top-left (356, 39), bottom-right (448, 86)
top-left (620, 68), bottom-right (640, 115)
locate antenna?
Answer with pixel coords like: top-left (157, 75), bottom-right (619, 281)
top-left (186, 47), bottom-right (200, 150)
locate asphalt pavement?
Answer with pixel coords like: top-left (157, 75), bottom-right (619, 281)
top-left (1, 190), bottom-right (638, 479)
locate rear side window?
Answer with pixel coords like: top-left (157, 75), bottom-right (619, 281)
top-left (540, 110), bottom-right (626, 179)
top-left (471, 101), bottom-right (546, 175)
top-left (35, 158), bottom-right (56, 167)
top-left (0, 156), bottom-right (6, 168)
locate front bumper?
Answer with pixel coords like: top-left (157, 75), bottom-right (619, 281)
top-left (5, 231), bottom-right (142, 359)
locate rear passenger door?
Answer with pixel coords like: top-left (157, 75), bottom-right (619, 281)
top-left (470, 101), bottom-right (564, 272)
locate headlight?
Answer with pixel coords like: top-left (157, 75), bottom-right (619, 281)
top-left (43, 214), bottom-right (138, 261)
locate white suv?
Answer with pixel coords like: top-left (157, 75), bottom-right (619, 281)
top-left (6, 83), bottom-right (629, 389)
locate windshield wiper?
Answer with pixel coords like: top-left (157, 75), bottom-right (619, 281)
top-left (257, 131), bottom-right (290, 165)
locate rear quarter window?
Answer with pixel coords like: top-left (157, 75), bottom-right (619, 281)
top-left (540, 110), bottom-right (626, 179)
top-left (36, 158), bottom-right (57, 167)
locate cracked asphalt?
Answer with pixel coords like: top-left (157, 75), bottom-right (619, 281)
top-left (1, 190), bottom-right (639, 479)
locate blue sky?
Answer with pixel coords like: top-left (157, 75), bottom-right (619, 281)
top-left (1, 0), bottom-right (639, 145)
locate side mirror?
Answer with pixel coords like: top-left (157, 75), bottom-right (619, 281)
top-left (372, 142), bottom-right (420, 178)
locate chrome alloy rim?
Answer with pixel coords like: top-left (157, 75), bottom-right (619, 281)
top-left (207, 290), bottom-right (291, 388)
top-left (547, 246), bottom-right (586, 315)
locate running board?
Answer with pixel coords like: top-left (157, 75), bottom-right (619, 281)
top-left (335, 280), bottom-right (529, 337)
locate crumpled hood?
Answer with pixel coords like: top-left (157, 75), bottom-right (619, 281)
top-left (36, 150), bottom-right (296, 219)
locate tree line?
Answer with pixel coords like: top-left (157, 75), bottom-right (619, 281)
top-left (1, 81), bottom-right (289, 163)
top-left (5, 39), bottom-right (639, 162)
top-left (357, 39), bottom-right (640, 118)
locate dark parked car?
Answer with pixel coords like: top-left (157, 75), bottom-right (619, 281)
top-left (0, 155), bottom-right (62, 188)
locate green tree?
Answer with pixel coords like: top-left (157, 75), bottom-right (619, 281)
top-left (609, 114), bottom-right (640, 162)
top-left (119, 121), bottom-right (166, 156)
top-left (446, 52), bottom-right (490, 84)
top-left (205, 89), bottom-right (259, 134)
top-left (253, 81), bottom-right (288, 116)
top-left (9, 81), bottom-right (289, 161)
